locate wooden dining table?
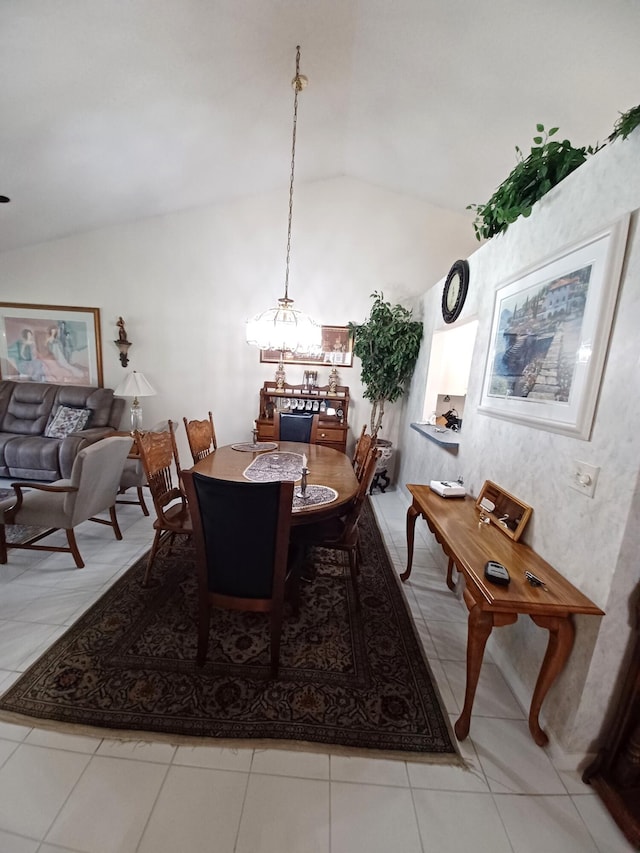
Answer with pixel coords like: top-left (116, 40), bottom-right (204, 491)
top-left (192, 441), bottom-right (358, 526)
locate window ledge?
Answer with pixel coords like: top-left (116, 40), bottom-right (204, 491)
top-left (410, 422), bottom-right (460, 450)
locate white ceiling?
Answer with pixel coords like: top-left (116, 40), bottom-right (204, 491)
top-left (1, 0), bottom-right (638, 254)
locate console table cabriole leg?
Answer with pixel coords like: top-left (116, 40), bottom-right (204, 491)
top-left (455, 597), bottom-right (518, 741)
top-left (454, 600), bottom-right (495, 741)
top-left (446, 556), bottom-right (457, 591)
top-left (401, 502), bottom-right (420, 582)
top-left (528, 613), bottom-right (575, 747)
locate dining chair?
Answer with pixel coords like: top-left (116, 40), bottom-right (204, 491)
top-left (117, 421), bottom-right (176, 517)
top-left (135, 424), bottom-right (191, 586)
top-left (274, 412), bottom-right (320, 443)
top-left (351, 425), bottom-right (373, 481)
top-left (117, 441), bottom-right (149, 516)
top-left (183, 411), bottom-right (218, 464)
top-left (182, 470), bottom-right (294, 676)
top-left (1, 436), bottom-right (132, 568)
top-left (291, 444), bottom-right (381, 609)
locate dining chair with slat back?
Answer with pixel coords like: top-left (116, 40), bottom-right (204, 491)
top-left (274, 412), bottom-right (320, 443)
top-left (291, 445), bottom-right (381, 609)
top-left (182, 470), bottom-right (294, 677)
top-left (117, 420), bottom-right (180, 517)
top-left (135, 425), bottom-right (191, 586)
top-left (183, 411), bottom-right (218, 464)
top-left (351, 425), bottom-right (373, 481)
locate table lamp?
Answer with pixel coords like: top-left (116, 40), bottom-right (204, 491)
top-left (114, 371), bottom-right (156, 432)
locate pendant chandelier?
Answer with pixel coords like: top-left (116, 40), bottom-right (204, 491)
top-left (246, 46), bottom-right (321, 356)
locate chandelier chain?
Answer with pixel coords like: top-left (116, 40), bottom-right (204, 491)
top-left (284, 45), bottom-right (303, 302)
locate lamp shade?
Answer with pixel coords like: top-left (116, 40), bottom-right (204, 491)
top-left (246, 297), bottom-right (322, 354)
top-left (114, 371), bottom-right (156, 399)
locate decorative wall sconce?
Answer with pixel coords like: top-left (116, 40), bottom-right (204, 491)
top-left (114, 317), bottom-right (132, 367)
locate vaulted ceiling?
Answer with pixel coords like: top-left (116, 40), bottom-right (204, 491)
top-left (1, 0), bottom-right (638, 254)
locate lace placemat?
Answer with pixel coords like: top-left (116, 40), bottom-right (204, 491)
top-left (243, 451), bottom-right (304, 482)
top-left (292, 485), bottom-right (338, 512)
top-left (231, 442), bottom-right (277, 452)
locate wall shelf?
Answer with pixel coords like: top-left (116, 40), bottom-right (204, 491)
top-left (411, 422), bottom-right (460, 451)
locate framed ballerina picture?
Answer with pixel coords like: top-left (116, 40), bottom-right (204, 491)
top-left (0, 302), bottom-right (103, 387)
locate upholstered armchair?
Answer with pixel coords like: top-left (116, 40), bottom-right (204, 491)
top-left (1, 436), bottom-right (132, 568)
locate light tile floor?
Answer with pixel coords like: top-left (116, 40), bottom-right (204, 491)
top-left (0, 484), bottom-right (634, 853)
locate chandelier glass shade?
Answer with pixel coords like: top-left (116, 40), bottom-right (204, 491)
top-left (246, 297), bottom-right (322, 355)
top-left (245, 46), bottom-right (321, 356)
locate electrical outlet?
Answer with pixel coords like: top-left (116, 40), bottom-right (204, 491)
top-left (569, 460), bottom-right (600, 498)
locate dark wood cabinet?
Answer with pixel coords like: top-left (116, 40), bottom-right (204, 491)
top-left (583, 584), bottom-right (640, 848)
top-left (256, 381), bottom-right (350, 453)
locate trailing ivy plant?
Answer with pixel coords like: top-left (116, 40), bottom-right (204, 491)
top-left (467, 124), bottom-right (600, 241)
top-left (348, 291), bottom-right (423, 439)
top-left (608, 103), bottom-right (640, 142)
top-left (468, 105), bottom-right (640, 242)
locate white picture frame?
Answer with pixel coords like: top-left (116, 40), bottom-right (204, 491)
top-left (478, 214), bottom-right (630, 439)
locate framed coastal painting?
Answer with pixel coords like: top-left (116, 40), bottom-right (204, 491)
top-left (0, 303), bottom-right (103, 387)
top-left (478, 214), bottom-right (629, 439)
top-left (260, 325), bottom-right (354, 367)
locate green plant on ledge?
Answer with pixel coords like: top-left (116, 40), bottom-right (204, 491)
top-left (608, 104), bottom-right (640, 142)
top-left (348, 291), bottom-right (423, 439)
top-left (467, 124), bottom-right (600, 241)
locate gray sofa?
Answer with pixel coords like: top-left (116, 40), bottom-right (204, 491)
top-left (0, 380), bottom-right (125, 481)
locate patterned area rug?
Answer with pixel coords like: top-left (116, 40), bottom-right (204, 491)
top-left (4, 524), bottom-right (50, 545)
top-left (0, 488), bottom-right (50, 545)
top-left (0, 502), bottom-right (458, 759)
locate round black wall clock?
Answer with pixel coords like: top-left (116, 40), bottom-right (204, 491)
top-left (442, 259), bottom-right (470, 324)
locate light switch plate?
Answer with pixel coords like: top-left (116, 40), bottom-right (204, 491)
top-left (569, 460), bottom-right (600, 498)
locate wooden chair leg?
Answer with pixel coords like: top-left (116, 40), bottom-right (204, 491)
top-left (109, 505), bottom-right (123, 540)
top-left (137, 486), bottom-right (149, 516)
top-left (348, 547), bottom-right (361, 610)
top-left (66, 528), bottom-right (84, 568)
top-left (355, 538), bottom-right (362, 575)
top-left (142, 529), bottom-right (163, 587)
top-left (270, 605), bottom-right (284, 678)
top-left (167, 532), bottom-right (177, 557)
top-left (196, 600), bottom-right (211, 667)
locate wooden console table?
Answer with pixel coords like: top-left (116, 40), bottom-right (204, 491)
top-left (403, 484), bottom-right (604, 746)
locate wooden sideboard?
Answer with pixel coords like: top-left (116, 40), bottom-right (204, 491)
top-left (403, 483), bottom-right (604, 746)
top-left (255, 381), bottom-right (350, 453)
top-left (583, 584), bottom-right (640, 847)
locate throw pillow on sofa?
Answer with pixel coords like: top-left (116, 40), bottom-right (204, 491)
top-left (44, 405), bottom-right (91, 438)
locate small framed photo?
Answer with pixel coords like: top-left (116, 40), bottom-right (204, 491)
top-left (260, 325), bottom-right (354, 367)
top-left (478, 215), bottom-right (629, 439)
top-left (0, 302), bottom-right (103, 387)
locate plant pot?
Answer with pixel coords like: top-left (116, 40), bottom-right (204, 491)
top-left (370, 438), bottom-right (394, 494)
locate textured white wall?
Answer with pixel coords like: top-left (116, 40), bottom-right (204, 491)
top-left (397, 131), bottom-right (640, 756)
top-left (0, 175), bottom-right (475, 463)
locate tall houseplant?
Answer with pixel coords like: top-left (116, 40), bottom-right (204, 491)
top-left (349, 292), bottom-right (423, 438)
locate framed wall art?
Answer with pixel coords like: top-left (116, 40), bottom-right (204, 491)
top-left (260, 325), bottom-right (353, 367)
top-left (0, 302), bottom-right (103, 387)
top-left (478, 214), bottom-right (629, 439)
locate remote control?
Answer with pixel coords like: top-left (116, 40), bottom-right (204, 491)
top-left (484, 560), bottom-right (510, 586)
